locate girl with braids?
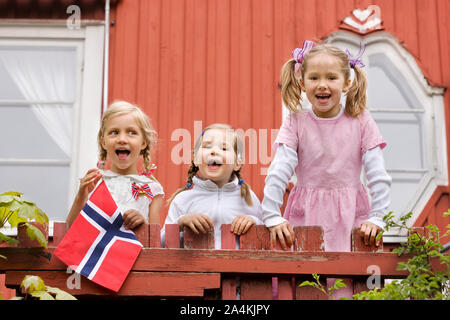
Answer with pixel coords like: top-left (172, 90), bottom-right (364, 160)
top-left (263, 41), bottom-right (391, 255)
top-left (162, 123), bottom-right (263, 249)
top-left (66, 100), bottom-right (164, 230)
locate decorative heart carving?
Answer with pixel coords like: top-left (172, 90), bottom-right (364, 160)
top-left (342, 5), bottom-right (382, 34)
top-left (352, 8), bottom-right (372, 22)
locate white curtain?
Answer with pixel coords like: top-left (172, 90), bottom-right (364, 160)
top-left (0, 47), bottom-right (76, 157)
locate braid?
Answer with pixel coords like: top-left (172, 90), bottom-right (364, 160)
top-left (166, 162), bottom-right (199, 206)
top-left (141, 146), bottom-right (159, 182)
top-left (234, 170), bottom-right (253, 206)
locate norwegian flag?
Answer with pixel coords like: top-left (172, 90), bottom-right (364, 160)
top-left (54, 181), bottom-right (143, 292)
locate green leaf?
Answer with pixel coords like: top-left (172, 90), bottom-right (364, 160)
top-left (46, 286), bottom-right (77, 300)
top-left (30, 290), bottom-right (55, 300)
top-left (0, 232), bottom-right (19, 245)
top-left (298, 281), bottom-right (318, 288)
top-left (21, 275), bottom-right (46, 293)
top-left (24, 223), bottom-right (47, 248)
top-left (1, 191), bottom-right (23, 197)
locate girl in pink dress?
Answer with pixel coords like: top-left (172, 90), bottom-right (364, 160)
top-left (262, 41), bottom-right (391, 296)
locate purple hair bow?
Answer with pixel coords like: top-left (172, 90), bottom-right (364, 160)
top-left (292, 40), bottom-right (315, 73)
top-left (346, 42), bottom-right (366, 68)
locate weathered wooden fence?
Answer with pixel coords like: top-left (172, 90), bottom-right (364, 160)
top-left (0, 222), bottom-right (412, 299)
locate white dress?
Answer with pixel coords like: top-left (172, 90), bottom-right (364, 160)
top-left (97, 170), bottom-right (164, 221)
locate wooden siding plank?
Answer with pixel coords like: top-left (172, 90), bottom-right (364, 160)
top-left (393, 0), bottom-right (419, 58)
top-left (417, 0), bottom-right (442, 84)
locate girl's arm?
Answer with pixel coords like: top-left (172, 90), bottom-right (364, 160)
top-left (362, 146), bottom-right (392, 229)
top-left (261, 144), bottom-right (297, 249)
top-left (148, 194), bottom-right (163, 224)
top-left (361, 146), bottom-right (392, 245)
top-left (261, 144), bottom-right (297, 225)
top-left (66, 169), bottom-right (102, 227)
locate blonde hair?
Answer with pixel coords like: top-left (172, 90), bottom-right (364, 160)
top-left (167, 123), bottom-right (253, 206)
top-left (97, 100), bottom-right (158, 179)
top-left (281, 43), bottom-right (367, 117)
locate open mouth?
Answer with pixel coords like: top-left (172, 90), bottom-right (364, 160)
top-left (207, 160), bottom-right (222, 170)
top-left (316, 94), bottom-right (331, 102)
top-left (115, 149), bottom-right (130, 160)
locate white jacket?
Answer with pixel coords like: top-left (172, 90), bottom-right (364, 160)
top-left (162, 176), bottom-right (263, 249)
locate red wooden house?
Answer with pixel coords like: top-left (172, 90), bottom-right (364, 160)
top-left (0, 0), bottom-right (449, 299)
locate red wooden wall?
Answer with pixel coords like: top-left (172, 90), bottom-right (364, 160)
top-left (108, 0), bottom-right (450, 228)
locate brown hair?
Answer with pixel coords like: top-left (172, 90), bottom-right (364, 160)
top-left (281, 43), bottom-right (367, 117)
top-left (167, 123), bottom-right (253, 206)
top-left (97, 100), bottom-right (158, 180)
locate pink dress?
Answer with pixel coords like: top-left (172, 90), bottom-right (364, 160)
top-left (275, 108), bottom-right (386, 252)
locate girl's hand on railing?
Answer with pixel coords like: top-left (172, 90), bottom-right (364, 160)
top-left (268, 221), bottom-right (294, 250)
top-left (230, 215), bottom-right (256, 235)
top-left (360, 221), bottom-right (382, 246)
top-left (178, 214), bottom-right (214, 234)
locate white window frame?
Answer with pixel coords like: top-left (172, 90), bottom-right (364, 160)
top-left (0, 21), bottom-right (104, 225)
top-left (325, 31), bottom-right (447, 230)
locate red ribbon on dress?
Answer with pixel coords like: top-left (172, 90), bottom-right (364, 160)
top-left (131, 183), bottom-right (154, 200)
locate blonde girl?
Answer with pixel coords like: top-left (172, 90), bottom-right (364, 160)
top-left (66, 100), bottom-right (164, 230)
top-left (262, 41), bottom-right (391, 252)
top-left (162, 123), bottom-right (263, 249)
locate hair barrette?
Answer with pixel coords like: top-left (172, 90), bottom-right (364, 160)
top-left (346, 42), bottom-right (366, 69)
top-left (292, 40), bottom-right (315, 73)
top-left (238, 179), bottom-right (244, 185)
top-left (141, 163), bottom-right (157, 177)
top-left (185, 182), bottom-right (193, 190)
top-left (97, 160), bottom-right (105, 170)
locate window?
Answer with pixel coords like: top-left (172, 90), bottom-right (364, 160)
top-left (0, 22), bottom-right (104, 225)
top-left (325, 32), bottom-right (447, 234)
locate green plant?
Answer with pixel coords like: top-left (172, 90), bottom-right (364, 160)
top-left (9, 275), bottom-right (77, 300)
top-left (353, 210), bottom-right (449, 300)
top-left (299, 210), bottom-right (450, 300)
top-left (298, 273), bottom-right (347, 300)
top-left (0, 191), bottom-right (49, 251)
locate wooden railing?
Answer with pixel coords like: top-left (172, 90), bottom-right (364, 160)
top-left (0, 222), bottom-right (412, 299)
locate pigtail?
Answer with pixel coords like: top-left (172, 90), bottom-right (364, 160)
top-left (166, 162), bottom-right (199, 207)
top-left (280, 59), bottom-right (302, 113)
top-left (141, 146), bottom-right (160, 182)
top-left (345, 63), bottom-right (367, 118)
top-left (234, 170), bottom-right (253, 207)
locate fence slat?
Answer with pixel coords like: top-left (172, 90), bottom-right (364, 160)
top-left (221, 225), bottom-right (237, 299)
top-left (239, 225), bottom-right (270, 250)
top-left (277, 277), bottom-right (295, 300)
top-left (351, 227), bottom-right (383, 252)
top-left (240, 225), bottom-right (273, 300)
top-left (134, 223), bottom-right (149, 248)
top-left (240, 276), bottom-right (273, 300)
top-left (149, 224), bottom-right (161, 248)
top-left (294, 225), bottom-right (324, 252)
top-left (294, 225), bottom-right (327, 300)
top-left (183, 227), bottom-right (214, 249)
top-left (221, 225), bottom-right (236, 249)
top-left (52, 222), bottom-right (68, 246)
top-left (351, 227), bottom-right (384, 295)
top-left (165, 224), bottom-right (181, 248)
